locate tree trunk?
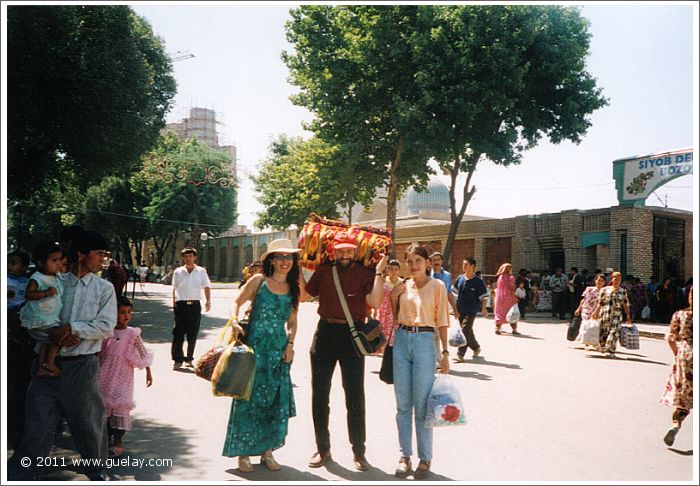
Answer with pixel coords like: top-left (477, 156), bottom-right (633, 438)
top-left (443, 153), bottom-right (480, 271)
top-left (119, 237), bottom-right (132, 266)
top-left (385, 139), bottom-right (405, 258)
top-left (346, 188), bottom-right (353, 225)
top-left (152, 234), bottom-right (172, 267)
top-left (169, 229), bottom-right (179, 267)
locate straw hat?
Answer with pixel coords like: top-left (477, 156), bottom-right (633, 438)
top-left (259, 238), bottom-right (301, 262)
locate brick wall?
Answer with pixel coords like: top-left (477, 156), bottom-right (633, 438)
top-left (451, 238), bottom-right (475, 276)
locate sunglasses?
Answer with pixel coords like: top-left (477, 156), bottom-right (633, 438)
top-left (272, 254), bottom-right (295, 261)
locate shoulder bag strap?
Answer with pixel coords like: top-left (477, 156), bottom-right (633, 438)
top-left (332, 265), bottom-right (361, 340)
top-left (244, 276), bottom-right (264, 319)
top-left (221, 277), bottom-right (264, 344)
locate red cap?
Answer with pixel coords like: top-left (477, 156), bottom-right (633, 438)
top-left (332, 231), bottom-right (357, 249)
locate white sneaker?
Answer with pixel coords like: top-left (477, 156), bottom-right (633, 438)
top-left (473, 348), bottom-right (481, 358)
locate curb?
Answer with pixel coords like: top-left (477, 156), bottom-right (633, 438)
top-left (639, 331), bottom-right (665, 340)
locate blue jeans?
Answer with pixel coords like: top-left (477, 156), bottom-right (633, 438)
top-left (393, 328), bottom-right (436, 462)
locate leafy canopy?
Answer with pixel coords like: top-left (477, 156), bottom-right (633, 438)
top-left (7, 5), bottom-right (177, 199)
top-left (251, 135), bottom-right (347, 230)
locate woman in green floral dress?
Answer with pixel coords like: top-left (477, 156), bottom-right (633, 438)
top-left (591, 271), bottom-right (632, 357)
top-left (223, 239), bottom-right (300, 473)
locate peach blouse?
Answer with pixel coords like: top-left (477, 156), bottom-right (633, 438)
top-left (396, 278), bottom-right (450, 329)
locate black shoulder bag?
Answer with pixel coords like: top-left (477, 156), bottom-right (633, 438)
top-left (332, 265), bottom-right (385, 357)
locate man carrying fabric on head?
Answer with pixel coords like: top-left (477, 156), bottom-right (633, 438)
top-left (454, 256), bottom-right (489, 361)
top-left (300, 231), bottom-right (388, 471)
top-left (171, 247), bottom-right (211, 370)
top-left (8, 231), bottom-right (117, 481)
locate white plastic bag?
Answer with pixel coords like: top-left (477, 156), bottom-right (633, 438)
top-left (641, 305), bottom-right (651, 320)
top-left (506, 303), bottom-right (520, 324)
top-left (578, 318), bottom-right (600, 345)
top-left (425, 374), bottom-right (466, 428)
top-left (448, 321), bottom-right (467, 347)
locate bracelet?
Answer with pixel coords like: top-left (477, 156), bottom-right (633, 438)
top-left (287, 341), bottom-right (294, 345)
top-left (375, 273), bottom-right (383, 277)
top-left (442, 350), bottom-right (449, 355)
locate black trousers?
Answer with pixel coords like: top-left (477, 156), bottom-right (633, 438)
top-left (310, 320), bottom-right (366, 456)
top-left (6, 309), bottom-right (36, 449)
top-left (172, 301), bottom-right (202, 363)
top-left (457, 314), bottom-right (480, 357)
top-left (552, 291), bottom-right (566, 319)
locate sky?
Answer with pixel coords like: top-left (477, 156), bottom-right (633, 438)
top-left (130, 1), bottom-right (698, 229)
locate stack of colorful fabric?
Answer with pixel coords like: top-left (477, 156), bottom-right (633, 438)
top-left (298, 213), bottom-right (392, 271)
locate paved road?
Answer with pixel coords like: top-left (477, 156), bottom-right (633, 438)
top-left (9, 283), bottom-right (695, 482)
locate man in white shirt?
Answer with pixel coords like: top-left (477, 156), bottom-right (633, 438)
top-left (171, 247), bottom-right (211, 369)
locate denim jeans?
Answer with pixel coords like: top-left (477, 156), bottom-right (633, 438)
top-left (393, 327), bottom-right (436, 462)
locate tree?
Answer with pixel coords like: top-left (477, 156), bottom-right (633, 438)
top-left (251, 135), bottom-right (370, 230)
top-left (412, 5), bottom-right (608, 268)
top-left (142, 135), bottom-right (238, 258)
top-left (283, 6), bottom-right (434, 252)
top-left (81, 176), bottom-right (150, 265)
top-left (7, 5), bottom-right (176, 249)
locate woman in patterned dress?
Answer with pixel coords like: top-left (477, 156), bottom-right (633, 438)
top-left (591, 271), bottom-right (632, 358)
top-left (574, 273), bottom-right (605, 349)
top-left (223, 239), bottom-right (300, 473)
top-left (660, 285), bottom-right (693, 446)
top-left (376, 259), bottom-right (403, 350)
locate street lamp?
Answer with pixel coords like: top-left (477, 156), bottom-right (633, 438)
top-left (200, 232), bottom-right (208, 266)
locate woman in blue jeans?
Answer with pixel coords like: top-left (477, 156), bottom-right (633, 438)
top-left (390, 244), bottom-right (450, 479)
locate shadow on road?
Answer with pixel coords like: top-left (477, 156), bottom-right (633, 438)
top-left (448, 369), bottom-right (492, 381)
top-left (462, 358), bottom-right (522, 370)
top-left (668, 448), bottom-right (693, 456)
top-left (24, 417), bottom-right (195, 481)
top-left (129, 297), bottom-right (229, 345)
top-left (585, 355), bottom-right (668, 366)
top-left (499, 333), bottom-right (544, 340)
top-left (225, 465), bottom-right (326, 481)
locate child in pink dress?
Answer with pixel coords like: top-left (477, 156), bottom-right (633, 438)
top-left (377, 260), bottom-right (403, 349)
top-left (99, 296), bottom-right (153, 458)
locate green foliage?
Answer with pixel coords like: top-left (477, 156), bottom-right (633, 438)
top-left (284, 5), bottom-right (435, 238)
top-left (412, 5), bottom-right (608, 167)
top-left (409, 5), bottom-right (608, 267)
top-left (7, 5), bottom-right (176, 198)
top-left (81, 175), bottom-right (150, 263)
top-left (251, 135), bottom-right (346, 230)
top-left (141, 135), bottom-right (238, 243)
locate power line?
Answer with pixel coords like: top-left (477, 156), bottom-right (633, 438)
top-left (83, 209), bottom-right (233, 228)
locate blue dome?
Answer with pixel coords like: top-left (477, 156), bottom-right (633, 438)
top-left (406, 178), bottom-right (450, 215)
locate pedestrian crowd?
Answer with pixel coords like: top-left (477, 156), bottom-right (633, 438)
top-left (5, 226), bottom-right (694, 480)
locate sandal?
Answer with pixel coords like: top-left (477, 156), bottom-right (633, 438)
top-left (414, 460), bottom-right (431, 480)
top-left (108, 446), bottom-right (124, 458)
top-left (238, 456), bottom-right (254, 473)
top-left (260, 451), bottom-right (281, 471)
